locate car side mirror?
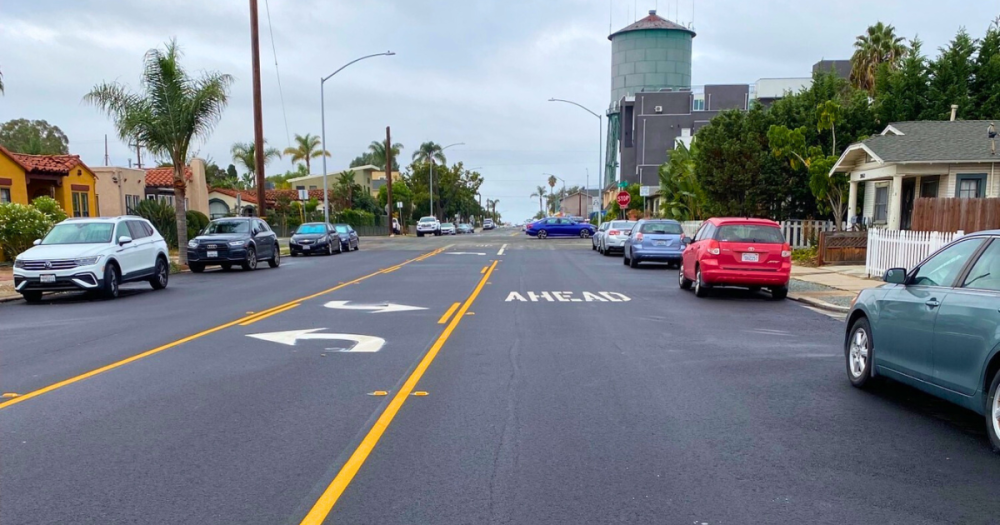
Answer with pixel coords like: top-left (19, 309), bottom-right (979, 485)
top-left (681, 237), bottom-right (693, 245)
top-left (33, 239), bottom-right (41, 246)
top-left (883, 267), bottom-right (907, 284)
top-left (118, 236), bottom-right (133, 246)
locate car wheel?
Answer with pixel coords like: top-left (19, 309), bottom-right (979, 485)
top-left (846, 317), bottom-right (875, 388)
top-left (434, 230), bottom-right (441, 236)
top-left (986, 368), bottom-right (1000, 453)
top-left (149, 257), bottom-right (169, 290)
top-left (538, 230), bottom-right (548, 239)
top-left (770, 285), bottom-right (788, 300)
top-left (353, 241), bottom-right (359, 251)
top-left (268, 246), bottom-right (280, 268)
top-left (678, 266), bottom-right (692, 290)
top-left (629, 250), bottom-right (639, 268)
top-left (190, 262), bottom-right (205, 273)
top-left (22, 291), bottom-right (42, 303)
top-left (694, 267), bottom-right (710, 297)
top-left (592, 241), bottom-right (597, 251)
top-left (622, 252), bottom-right (629, 265)
top-left (580, 230), bottom-right (590, 239)
top-left (242, 247), bottom-right (257, 271)
top-left (101, 264), bottom-right (120, 300)
top-left (325, 243), bottom-right (333, 256)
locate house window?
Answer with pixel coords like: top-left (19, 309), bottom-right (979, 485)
top-left (0, 188), bottom-right (10, 204)
top-left (873, 185), bottom-right (889, 223)
top-left (72, 192), bottom-right (90, 217)
top-left (920, 177), bottom-right (940, 198)
top-left (693, 98), bottom-right (705, 111)
top-left (956, 174), bottom-right (986, 199)
top-left (125, 194), bottom-right (141, 214)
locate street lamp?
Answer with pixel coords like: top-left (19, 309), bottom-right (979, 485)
top-left (429, 142), bottom-right (464, 218)
top-left (320, 51), bottom-right (395, 224)
top-left (548, 98), bottom-right (602, 217)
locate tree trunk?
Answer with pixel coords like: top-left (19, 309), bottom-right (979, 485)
top-left (305, 157), bottom-right (310, 174)
top-left (173, 164), bottom-right (189, 265)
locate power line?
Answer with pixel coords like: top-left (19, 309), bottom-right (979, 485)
top-left (263, 0), bottom-right (292, 150)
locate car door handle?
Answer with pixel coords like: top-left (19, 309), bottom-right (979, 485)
top-left (925, 299), bottom-right (941, 308)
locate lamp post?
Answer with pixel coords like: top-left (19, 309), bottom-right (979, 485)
top-left (320, 51), bottom-right (395, 224)
top-left (548, 98), bottom-right (602, 214)
top-left (429, 142), bottom-right (464, 219)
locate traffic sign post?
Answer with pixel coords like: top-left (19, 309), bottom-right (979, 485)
top-left (616, 190), bottom-right (631, 208)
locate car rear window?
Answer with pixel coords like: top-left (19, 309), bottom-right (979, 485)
top-left (716, 224), bottom-right (785, 244)
top-left (640, 222), bottom-right (683, 234)
top-left (610, 221), bottom-right (634, 229)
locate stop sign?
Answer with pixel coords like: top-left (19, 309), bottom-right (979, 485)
top-left (616, 190), bottom-right (631, 207)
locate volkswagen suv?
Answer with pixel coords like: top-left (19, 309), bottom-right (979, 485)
top-left (13, 216), bottom-right (170, 302)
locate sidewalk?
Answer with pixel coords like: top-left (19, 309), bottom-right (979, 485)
top-left (788, 264), bottom-right (883, 313)
top-left (0, 265), bottom-right (17, 302)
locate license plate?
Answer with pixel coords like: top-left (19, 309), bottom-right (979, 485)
top-left (207, 250), bottom-right (218, 258)
top-left (303, 245), bottom-right (310, 251)
top-left (40, 274), bottom-right (56, 283)
top-left (654, 241), bottom-right (666, 246)
top-left (741, 252), bottom-right (759, 262)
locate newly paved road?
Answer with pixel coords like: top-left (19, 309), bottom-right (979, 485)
top-left (2, 230), bottom-right (999, 524)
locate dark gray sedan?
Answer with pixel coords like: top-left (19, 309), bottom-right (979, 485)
top-left (289, 222), bottom-right (341, 256)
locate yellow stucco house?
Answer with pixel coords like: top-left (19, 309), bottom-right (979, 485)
top-left (0, 146), bottom-right (98, 217)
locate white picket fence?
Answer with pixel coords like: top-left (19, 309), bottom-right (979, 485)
top-left (678, 219), bottom-right (836, 249)
top-left (866, 228), bottom-right (964, 278)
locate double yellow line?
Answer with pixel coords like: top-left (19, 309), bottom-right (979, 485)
top-left (0, 248), bottom-right (445, 411)
top-left (299, 260), bottom-right (499, 524)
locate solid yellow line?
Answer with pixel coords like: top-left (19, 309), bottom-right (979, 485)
top-left (437, 302), bottom-right (460, 325)
top-left (0, 249), bottom-right (443, 412)
top-left (480, 266), bottom-right (487, 274)
top-left (299, 260), bottom-right (499, 525)
top-left (238, 303), bottom-right (300, 326)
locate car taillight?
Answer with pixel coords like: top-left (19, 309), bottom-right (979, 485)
top-left (635, 233), bottom-right (644, 242)
top-left (608, 230), bottom-right (619, 236)
top-left (707, 240), bottom-right (720, 256)
top-left (781, 250), bottom-right (792, 258)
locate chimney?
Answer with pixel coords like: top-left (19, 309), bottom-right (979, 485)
top-left (649, 9), bottom-right (656, 16)
top-left (950, 104), bottom-right (959, 122)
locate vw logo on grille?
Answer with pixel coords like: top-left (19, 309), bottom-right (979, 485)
top-left (44, 261), bottom-right (52, 269)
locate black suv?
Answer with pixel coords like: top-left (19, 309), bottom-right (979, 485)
top-left (186, 218), bottom-right (280, 272)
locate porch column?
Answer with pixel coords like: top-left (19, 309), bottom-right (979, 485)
top-left (888, 175), bottom-right (903, 230)
top-left (847, 181), bottom-right (859, 227)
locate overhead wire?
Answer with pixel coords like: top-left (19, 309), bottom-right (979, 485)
top-left (263, 0), bottom-right (292, 150)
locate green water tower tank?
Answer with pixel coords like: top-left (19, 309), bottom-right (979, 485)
top-left (609, 9), bottom-right (695, 105)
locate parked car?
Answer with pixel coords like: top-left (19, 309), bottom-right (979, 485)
top-left (332, 224), bottom-right (360, 251)
top-left (289, 222), bottom-right (341, 256)
top-left (525, 217), bottom-right (596, 239)
top-left (623, 219), bottom-right (685, 268)
top-left (483, 219), bottom-right (495, 230)
top-left (13, 216), bottom-right (170, 302)
top-left (678, 218), bottom-right (790, 299)
top-left (592, 221), bottom-right (608, 251)
top-left (441, 222), bottom-right (457, 235)
top-left (599, 220), bottom-right (636, 255)
top-left (457, 223), bottom-right (474, 234)
top-left (187, 217), bottom-right (280, 273)
top-left (417, 216), bottom-right (441, 237)
top-left (845, 231), bottom-right (1000, 451)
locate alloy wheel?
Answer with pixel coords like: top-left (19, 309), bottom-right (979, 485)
top-left (848, 328), bottom-right (869, 379)
top-left (155, 260), bottom-right (168, 288)
top-left (992, 383), bottom-right (1000, 441)
top-left (538, 230), bottom-right (547, 239)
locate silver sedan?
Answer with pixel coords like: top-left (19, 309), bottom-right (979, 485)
top-left (592, 222), bottom-right (608, 251)
top-left (599, 220), bottom-right (637, 255)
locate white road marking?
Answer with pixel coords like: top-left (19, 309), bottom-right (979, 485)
top-left (323, 301), bottom-right (426, 314)
top-left (247, 329), bottom-right (385, 352)
top-left (446, 252), bottom-right (486, 256)
top-left (504, 291), bottom-right (631, 302)
top-left (497, 244), bottom-right (507, 255)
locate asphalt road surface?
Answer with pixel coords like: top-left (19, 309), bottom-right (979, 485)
top-left (2, 229), bottom-right (999, 524)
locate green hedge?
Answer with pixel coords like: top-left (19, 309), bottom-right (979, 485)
top-left (0, 203), bottom-right (53, 259)
top-left (332, 209), bottom-right (376, 227)
top-left (186, 210), bottom-right (209, 241)
top-left (133, 199), bottom-right (178, 247)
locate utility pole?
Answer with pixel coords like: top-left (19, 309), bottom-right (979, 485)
top-left (104, 135), bottom-right (109, 166)
top-left (385, 126), bottom-right (394, 236)
top-left (249, 0), bottom-right (267, 218)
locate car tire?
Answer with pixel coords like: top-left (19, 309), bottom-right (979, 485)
top-left (623, 252), bottom-right (629, 265)
top-left (694, 267), bottom-right (710, 298)
top-left (149, 257), bottom-right (169, 290)
top-left (268, 246), bottom-right (280, 268)
top-left (434, 230), bottom-right (441, 236)
top-left (538, 230), bottom-right (548, 239)
top-left (985, 368), bottom-right (1000, 453)
top-left (242, 247), bottom-right (257, 271)
top-left (770, 286), bottom-right (788, 300)
top-left (101, 264), bottom-right (120, 300)
top-left (678, 266), bottom-right (692, 290)
top-left (629, 251), bottom-right (639, 268)
top-left (190, 262), bottom-right (205, 273)
top-left (592, 242), bottom-right (597, 251)
top-left (353, 241), bottom-right (359, 251)
top-left (846, 317), bottom-right (875, 388)
top-left (22, 291), bottom-right (42, 303)
top-left (580, 230), bottom-right (590, 239)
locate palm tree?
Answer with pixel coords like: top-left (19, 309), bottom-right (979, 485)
top-left (368, 140), bottom-right (403, 170)
top-left (282, 133), bottom-right (328, 174)
top-left (231, 140), bottom-right (282, 187)
top-left (850, 22), bottom-right (908, 93)
top-left (0, 66), bottom-right (4, 94)
top-left (336, 170), bottom-right (356, 208)
top-left (412, 141), bottom-right (447, 166)
top-left (86, 39), bottom-right (232, 264)
top-left (530, 185), bottom-right (547, 215)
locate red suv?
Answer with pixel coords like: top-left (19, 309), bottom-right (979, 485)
top-left (678, 218), bottom-right (791, 299)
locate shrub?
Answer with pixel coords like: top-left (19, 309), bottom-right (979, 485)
top-left (792, 245), bottom-right (818, 266)
top-left (31, 196), bottom-right (68, 223)
top-left (0, 203), bottom-right (53, 258)
top-left (133, 199), bottom-right (178, 247)
top-left (333, 209), bottom-right (375, 227)
top-left (186, 210), bottom-right (209, 240)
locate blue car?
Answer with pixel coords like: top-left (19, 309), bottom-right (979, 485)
top-left (622, 219), bottom-right (685, 268)
top-left (846, 230), bottom-right (1000, 451)
top-left (526, 217), bottom-right (596, 239)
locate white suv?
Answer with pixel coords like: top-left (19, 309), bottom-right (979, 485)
top-left (13, 216), bottom-right (170, 302)
top-left (416, 216), bottom-right (441, 237)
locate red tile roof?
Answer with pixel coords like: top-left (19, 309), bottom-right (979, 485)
top-left (210, 187), bottom-right (336, 205)
top-left (145, 166), bottom-right (193, 187)
top-left (0, 145), bottom-right (86, 175)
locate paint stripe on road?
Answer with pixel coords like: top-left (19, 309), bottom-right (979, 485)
top-left (497, 243), bottom-right (507, 255)
top-left (239, 303), bottom-right (301, 326)
top-left (437, 302), bottom-right (461, 324)
top-left (298, 260), bottom-right (500, 525)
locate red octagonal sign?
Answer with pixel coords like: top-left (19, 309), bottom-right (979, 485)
top-left (616, 190), bottom-right (631, 207)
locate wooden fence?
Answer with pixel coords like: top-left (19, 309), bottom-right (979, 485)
top-left (818, 231), bottom-right (867, 265)
top-left (866, 228), bottom-right (963, 278)
top-left (912, 198), bottom-right (1000, 233)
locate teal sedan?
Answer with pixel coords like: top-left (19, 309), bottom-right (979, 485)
top-left (846, 231), bottom-right (1000, 451)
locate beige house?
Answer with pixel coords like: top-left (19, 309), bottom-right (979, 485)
top-left (831, 120), bottom-right (999, 230)
top-left (287, 165), bottom-right (397, 198)
top-left (93, 158), bottom-right (210, 216)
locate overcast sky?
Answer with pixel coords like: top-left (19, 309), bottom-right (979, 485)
top-left (1, 1), bottom-right (997, 221)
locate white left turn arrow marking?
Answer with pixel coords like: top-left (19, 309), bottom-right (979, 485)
top-left (323, 301), bottom-right (427, 313)
top-left (247, 329), bottom-right (385, 352)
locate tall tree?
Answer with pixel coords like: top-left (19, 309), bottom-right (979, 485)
top-left (972, 18), bottom-right (1000, 120)
top-left (530, 185), bottom-right (547, 215)
top-left (86, 39), bottom-right (232, 265)
top-left (658, 139), bottom-right (705, 220)
top-left (875, 37), bottom-right (930, 123)
top-left (924, 28), bottom-right (977, 120)
top-left (231, 140), bottom-right (281, 188)
top-left (850, 22), bottom-right (908, 93)
top-left (282, 133), bottom-right (328, 174)
top-left (0, 119), bottom-right (70, 154)
top-left (0, 66), bottom-right (4, 94)
top-left (367, 140), bottom-right (403, 171)
top-left (412, 141), bottom-right (447, 166)
top-left (335, 170), bottom-right (357, 208)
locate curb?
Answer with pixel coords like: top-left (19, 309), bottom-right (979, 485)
top-left (789, 293), bottom-right (850, 314)
top-left (0, 294), bottom-right (21, 304)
